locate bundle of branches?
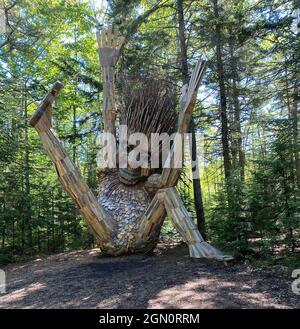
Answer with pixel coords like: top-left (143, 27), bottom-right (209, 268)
top-left (119, 76), bottom-right (178, 138)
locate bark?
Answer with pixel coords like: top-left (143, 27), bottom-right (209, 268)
top-left (213, 0), bottom-right (231, 181)
top-left (292, 80), bottom-right (300, 188)
top-left (72, 105), bottom-right (77, 164)
top-left (58, 187), bottom-right (65, 252)
top-left (190, 119), bottom-right (207, 238)
top-left (176, 0), bottom-right (206, 238)
top-left (2, 199), bottom-right (6, 249)
top-left (23, 80), bottom-right (32, 250)
top-left (177, 0), bottom-right (189, 85)
top-left (229, 38), bottom-right (245, 179)
top-left (12, 218), bottom-right (15, 249)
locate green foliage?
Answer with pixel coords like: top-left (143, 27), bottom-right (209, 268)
top-left (208, 174), bottom-right (250, 257)
top-left (0, 0), bottom-right (299, 267)
top-left (0, 0), bottom-right (99, 258)
top-left (208, 119), bottom-right (300, 260)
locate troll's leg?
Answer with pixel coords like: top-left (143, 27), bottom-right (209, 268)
top-left (160, 187), bottom-right (233, 261)
top-left (30, 82), bottom-right (114, 243)
top-left (134, 194), bottom-right (166, 253)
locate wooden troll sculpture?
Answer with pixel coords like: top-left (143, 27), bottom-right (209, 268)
top-left (30, 27), bottom-right (232, 261)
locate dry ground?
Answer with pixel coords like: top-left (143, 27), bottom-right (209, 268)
top-left (0, 244), bottom-right (299, 309)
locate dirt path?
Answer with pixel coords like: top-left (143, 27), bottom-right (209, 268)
top-left (0, 244), bottom-right (298, 309)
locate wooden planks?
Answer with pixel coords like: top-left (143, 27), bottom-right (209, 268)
top-left (30, 82), bottom-right (63, 132)
top-left (163, 187), bottom-right (204, 246)
top-left (30, 82), bottom-right (115, 244)
top-left (29, 54), bottom-right (232, 260)
top-left (46, 131), bottom-right (115, 240)
top-left (151, 60), bottom-right (207, 190)
top-left (140, 186), bottom-right (233, 261)
top-left (96, 26), bottom-right (125, 136)
top-left (137, 193), bottom-right (166, 245)
top-left (101, 66), bottom-right (117, 135)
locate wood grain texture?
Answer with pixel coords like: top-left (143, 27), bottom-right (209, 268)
top-left (150, 60), bottom-right (207, 189)
top-left (147, 187), bottom-right (232, 260)
top-left (96, 26), bottom-right (124, 136)
top-left (30, 82), bottom-right (115, 246)
top-left (30, 48), bottom-right (232, 260)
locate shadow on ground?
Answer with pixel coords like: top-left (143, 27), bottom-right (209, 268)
top-left (0, 244), bottom-right (298, 309)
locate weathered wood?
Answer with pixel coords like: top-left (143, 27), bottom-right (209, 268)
top-left (149, 60), bottom-right (207, 189)
top-left (96, 26), bottom-right (125, 136)
top-left (30, 28), bottom-right (232, 261)
top-left (137, 194), bottom-right (166, 244)
top-left (29, 82), bottom-right (63, 129)
top-left (30, 82), bottom-right (115, 245)
top-left (144, 186), bottom-right (233, 260)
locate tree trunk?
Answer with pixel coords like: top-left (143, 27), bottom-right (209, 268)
top-left (12, 218), bottom-right (15, 249)
top-left (177, 0), bottom-right (189, 84)
top-left (58, 187), bottom-right (65, 252)
top-left (292, 80), bottom-right (300, 188)
top-left (229, 37), bottom-right (245, 179)
top-left (23, 79), bottom-right (32, 250)
top-left (213, 0), bottom-right (231, 181)
top-left (190, 119), bottom-right (207, 238)
top-left (72, 104), bottom-right (77, 164)
top-left (176, 0), bottom-right (206, 237)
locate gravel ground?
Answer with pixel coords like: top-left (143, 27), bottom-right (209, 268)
top-left (0, 244), bottom-right (299, 309)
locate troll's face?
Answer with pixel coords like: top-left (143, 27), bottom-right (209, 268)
top-left (118, 78), bottom-right (177, 185)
